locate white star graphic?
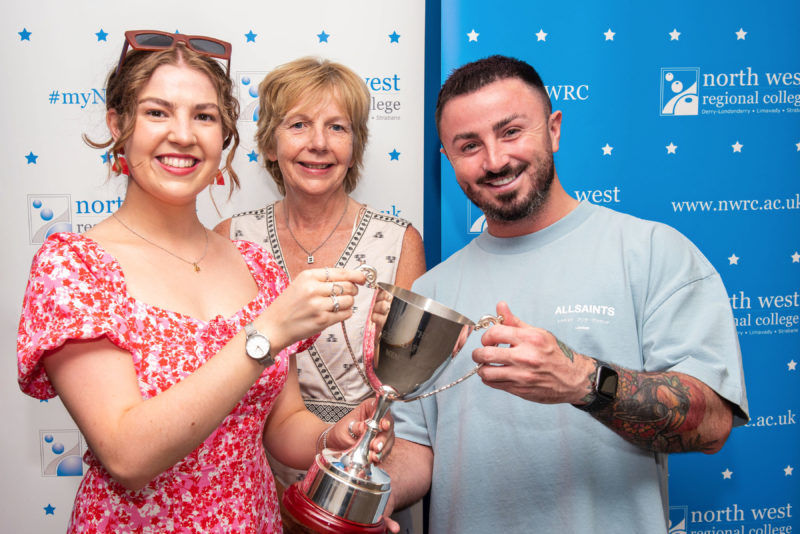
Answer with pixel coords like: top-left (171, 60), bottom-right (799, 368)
top-left (669, 29), bottom-right (681, 41)
top-left (788, 360), bottom-right (798, 371)
top-left (795, 141), bottom-right (800, 151)
top-left (736, 28), bottom-right (747, 40)
top-left (666, 142), bottom-right (677, 154)
top-left (536, 29), bottom-right (548, 41)
top-left (732, 141), bottom-right (743, 153)
top-left (792, 251), bottom-right (800, 263)
top-left (722, 468), bottom-right (733, 479)
top-left (602, 144), bottom-right (613, 156)
top-left (785, 465), bottom-right (794, 476)
top-left (467, 29), bottom-right (479, 42)
top-left (604, 29), bottom-right (615, 41)
top-left (728, 254), bottom-right (739, 265)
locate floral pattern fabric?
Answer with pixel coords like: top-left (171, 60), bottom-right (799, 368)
top-left (17, 232), bottom-right (314, 533)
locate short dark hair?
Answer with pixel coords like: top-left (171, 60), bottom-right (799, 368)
top-left (435, 55), bottom-right (551, 134)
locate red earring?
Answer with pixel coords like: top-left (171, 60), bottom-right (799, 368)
top-left (112, 155), bottom-right (129, 175)
top-left (215, 170), bottom-right (225, 185)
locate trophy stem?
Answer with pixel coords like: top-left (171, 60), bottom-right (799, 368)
top-left (342, 385), bottom-right (398, 477)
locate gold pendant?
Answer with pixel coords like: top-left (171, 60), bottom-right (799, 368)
top-left (193, 263), bottom-right (201, 272)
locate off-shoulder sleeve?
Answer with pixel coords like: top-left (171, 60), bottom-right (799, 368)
top-left (17, 234), bottom-right (126, 399)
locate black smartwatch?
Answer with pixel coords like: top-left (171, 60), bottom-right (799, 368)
top-left (574, 360), bottom-right (618, 412)
top-left (244, 322), bottom-right (274, 367)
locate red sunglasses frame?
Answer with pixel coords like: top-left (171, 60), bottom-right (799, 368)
top-left (116, 30), bottom-right (232, 76)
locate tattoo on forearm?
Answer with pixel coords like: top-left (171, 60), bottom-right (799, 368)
top-left (594, 369), bottom-right (714, 453)
top-left (556, 338), bottom-right (574, 362)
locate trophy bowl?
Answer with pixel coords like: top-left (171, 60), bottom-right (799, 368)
top-left (282, 270), bottom-right (501, 533)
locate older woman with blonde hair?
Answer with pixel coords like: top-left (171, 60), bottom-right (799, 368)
top-left (215, 57), bottom-right (425, 529)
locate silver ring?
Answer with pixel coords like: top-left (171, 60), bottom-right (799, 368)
top-left (331, 282), bottom-right (344, 296)
top-left (324, 267), bottom-right (330, 282)
top-left (330, 294), bottom-right (340, 313)
top-left (347, 420), bottom-right (358, 439)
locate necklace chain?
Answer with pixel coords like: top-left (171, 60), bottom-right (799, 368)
top-left (112, 212), bottom-right (209, 273)
top-left (284, 199), bottom-right (349, 264)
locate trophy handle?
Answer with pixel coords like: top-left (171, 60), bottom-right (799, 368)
top-left (357, 263), bottom-right (378, 289)
top-left (400, 314), bottom-right (503, 402)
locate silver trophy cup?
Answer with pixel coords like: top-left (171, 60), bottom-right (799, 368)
top-left (283, 267), bottom-right (501, 532)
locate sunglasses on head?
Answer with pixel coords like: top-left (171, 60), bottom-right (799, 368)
top-left (116, 30), bottom-right (232, 76)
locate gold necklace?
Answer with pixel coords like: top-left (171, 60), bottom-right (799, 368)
top-left (112, 212), bottom-right (209, 273)
top-left (284, 199), bottom-right (349, 264)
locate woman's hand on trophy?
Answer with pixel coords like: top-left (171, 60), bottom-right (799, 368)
top-left (257, 267), bottom-right (366, 350)
top-left (369, 286), bottom-right (393, 334)
top-left (331, 397), bottom-right (394, 463)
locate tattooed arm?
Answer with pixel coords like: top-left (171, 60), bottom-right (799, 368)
top-left (474, 302), bottom-right (734, 454)
top-left (577, 360), bottom-right (733, 454)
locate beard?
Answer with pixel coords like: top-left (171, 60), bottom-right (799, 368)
top-left (462, 150), bottom-right (555, 223)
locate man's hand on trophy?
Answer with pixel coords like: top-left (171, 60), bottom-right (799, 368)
top-left (473, 301), bottom-right (595, 405)
top-left (329, 397), bottom-right (395, 463)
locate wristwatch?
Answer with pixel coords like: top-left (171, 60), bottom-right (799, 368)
top-left (244, 322), bottom-right (274, 367)
top-left (574, 360), bottom-right (618, 412)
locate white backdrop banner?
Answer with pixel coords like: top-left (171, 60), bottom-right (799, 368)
top-left (1, 2), bottom-right (425, 531)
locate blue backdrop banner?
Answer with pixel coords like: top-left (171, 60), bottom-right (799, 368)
top-left (437, 1), bottom-right (798, 533)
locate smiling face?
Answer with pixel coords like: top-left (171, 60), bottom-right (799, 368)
top-left (267, 90), bottom-right (354, 198)
top-left (439, 77), bottom-right (562, 230)
top-left (108, 62), bottom-right (224, 207)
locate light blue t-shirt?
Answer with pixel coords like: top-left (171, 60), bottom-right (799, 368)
top-left (393, 202), bottom-right (748, 534)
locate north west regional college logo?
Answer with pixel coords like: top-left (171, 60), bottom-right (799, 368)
top-left (669, 506), bottom-right (688, 534)
top-left (40, 429), bottom-right (86, 477)
top-left (28, 194), bottom-right (72, 244)
top-left (236, 72), bottom-right (266, 153)
top-left (660, 68), bottom-right (700, 116)
top-left (237, 72), bottom-right (264, 124)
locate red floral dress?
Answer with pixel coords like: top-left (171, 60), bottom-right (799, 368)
top-left (17, 233), bottom-right (315, 533)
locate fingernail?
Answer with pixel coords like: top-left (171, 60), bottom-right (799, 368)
top-left (377, 441), bottom-right (384, 452)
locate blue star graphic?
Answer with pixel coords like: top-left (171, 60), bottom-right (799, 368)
top-left (245, 30), bottom-right (257, 43)
top-left (40, 398), bottom-right (49, 403)
top-left (317, 30), bottom-right (330, 43)
top-left (101, 153), bottom-right (110, 164)
top-left (25, 151), bottom-right (38, 164)
top-left (44, 504), bottom-right (55, 515)
top-left (19, 28), bottom-right (32, 41)
top-left (389, 149), bottom-right (400, 160)
top-left (95, 29), bottom-right (108, 41)
top-left (247, 150), bottom-right (259, 162)
top-left (389, 31), bottom-right (401, 43)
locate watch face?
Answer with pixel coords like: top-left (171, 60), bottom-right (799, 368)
top-left (246, 334), bottom-right (271, 361)
top-left (597, 366), bottom-right (619, 399)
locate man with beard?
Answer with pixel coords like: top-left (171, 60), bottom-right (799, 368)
top-left (382, 56), bottom-right (748, 533)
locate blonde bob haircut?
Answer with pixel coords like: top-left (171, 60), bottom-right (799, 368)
top-left (255, 57), bottom-right (370, 195)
